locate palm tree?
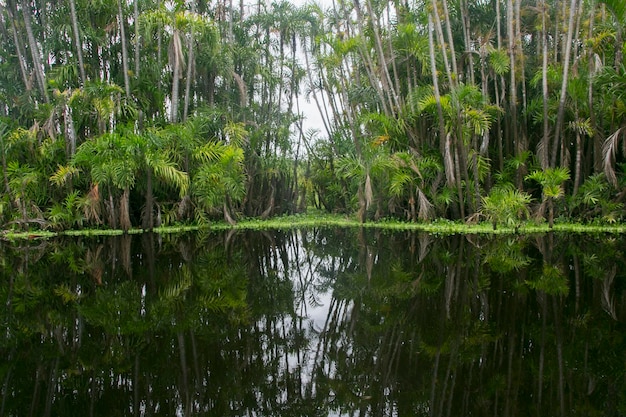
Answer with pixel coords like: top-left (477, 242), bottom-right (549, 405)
top-left (481, 183), bottom-right (531, 230)
top-left (66, 125), bottom-right (189, 231)
top-left (418, 83), bottom-right (497, 218)
top-left (526, 167), bottom-right (570, 228)
top-left (551, 0), bottom-right (581, 168)
top-left (120, 126), bottom-right (189, 230)
top-left (427, 11), bottom-right (456, 213)
top-left (389, 151), bottom-right (440, 221)
top-left (336, 147), bottom-right (395, 222)
top-left (6, 161), bottom-right (41, 228)
top-left (192, 143), bottom-right (246, 225)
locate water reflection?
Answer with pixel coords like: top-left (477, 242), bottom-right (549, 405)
top-left (0, 229), bottom-right (625, 416)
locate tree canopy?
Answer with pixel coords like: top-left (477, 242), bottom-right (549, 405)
top-left (0, 0), bottom-right (625, 230)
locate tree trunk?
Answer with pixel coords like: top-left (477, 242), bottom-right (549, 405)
top-left (20, 0), bottom-right (48, 102)
top-left (0, 5), bottom-right (31, 92)
top-left (107, 188), bottom-right (117, 229)
top-left (170, 29), bottom-right (183, 123)
top-left (460, 0), bottom-right (474, 83)
top-left (223, 200), bottom-right (236, 225)
top-left (428, 13), bottom-right (455, 189)
top-left (117, 0), bottom-right (131, 96)
top-left (183, 4), bottom-right (196, 121)
top-left (133, 0), bottom-right (140, 76)
top-left (441, 0), bottom-right (459, 78)
top-left (430, 0), bottom-right (454, 86)
top-left (351, 0), bottom-right (392, 117)
top-left (507, 0), bottom-right (519, 175)
top-left (540, 0), bottom-right (550, 169)
top-left (64, 104), bottom-right (77, 158)
top-left (69, 0), bottom-right (86, 85)
top-left (548, 197), bottom-right (554, 228)
top-left (120, 187), bottom-right (131, 232)
top-left (364, 0), bottom-right (400, 112)
top-left (0, 135), bottom-right (11, 197)
top-left (551, 0), bottom-right (579, 167)
top-left (143, 167), bottom-right (154, 230)
top-left (573, 124), bottom-right (582, 196)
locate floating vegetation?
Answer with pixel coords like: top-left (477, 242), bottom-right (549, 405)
top-left (2, 213), bottom-right (626, 241)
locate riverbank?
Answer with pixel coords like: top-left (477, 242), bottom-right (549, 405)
top-left (2, 213), bottom-right (626, 240)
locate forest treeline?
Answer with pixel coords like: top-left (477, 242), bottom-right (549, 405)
top-left (0, 0), bottom-right (625, 231)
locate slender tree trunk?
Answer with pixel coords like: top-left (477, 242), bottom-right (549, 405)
top-left (0, 7), bottom-right (30, 92)
top-left (496, 0), bottom-right (502, 49)
top-left (302, 39), bottom-right (332, 139)
top-left (69, 0), bottom-right (86, 85)
top-left (428, 13), bottom-right (457, 203)
top-left (460, 0), bottom-right (475, 84)
top-left (143, 167), bottom-right (154, 230)
top-left (120, 187), bottom-right (131, 231)
top-left (183, 5), bottom-right (196, 121)
top-left (20, 0), bottom-right (48, 102)
top-left (0, 141), bottom-right (10, 197)
top-left (64, 104), bottom-right (77, 158)
top-left (428, 13), bottom-right (447, 164)
top-left (588, 2), bottom-right (602, 172)
top-left (386, 3), bottom-right (403, 110)
top-left (364, 0), bottom-right (400, 112)
top-left (107, 188), bottom-right (117, 229)
top-left (548, 197), bottom-right (554, 228)
top-left (551, 0), bottom-right (579, 167)
top-left (117, 0), bottom-right (131, 96)
top-left (441, 0), bottom-right (459, 78)
top-left (540, 0), bottom-right (550, 169)
top-left (453, 135), bottom-right (466, 218)
top-left (516, 0), bottom-right (528, 155)
top-left (507, 0), bottom-right (519, 176)
top-left (430, 0), bottom-right (454, 87)
top-left (352, 0), bottom-right (392, 116)
top-left (573, 121), bottom-right (582, 195)
top-left (170, 29), bottom-right (183, 123)
top-left (223, 200), bottom-right (236, 225)
top-left (134, 0), bottom-right (140, 76)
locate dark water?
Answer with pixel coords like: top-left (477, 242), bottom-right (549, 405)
top-left (1, 229), bottom-right (625, 416)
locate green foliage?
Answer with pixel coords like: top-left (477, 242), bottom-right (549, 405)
top-left (192, 145), bottom-right (246, 211)
top-left (526, 167), bottom-right (570, 200)
top-left (481, 184), bottom-right (532, 230)
top-left (488, 48), bottom-right (510, 75)
top-left (0, 0), bottom-right (625, 232)
top-left (568, 174), bottom-right (624, 223)
top-left (47, 190), bottom-right (85, 230)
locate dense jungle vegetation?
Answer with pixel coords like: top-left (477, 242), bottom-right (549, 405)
top-left (1, 0), bottom-right (626, 231)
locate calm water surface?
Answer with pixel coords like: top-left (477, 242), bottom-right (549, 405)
top-left (1, 229), bottom-right (625, 416)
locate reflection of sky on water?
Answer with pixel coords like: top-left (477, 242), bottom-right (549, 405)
top-left (254, 229), bottom-right (356, 415)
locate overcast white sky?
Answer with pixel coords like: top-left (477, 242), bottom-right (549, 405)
top-left (240, 0), bottom-right (334, 149)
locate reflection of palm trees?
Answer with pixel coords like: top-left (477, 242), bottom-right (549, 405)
top-left (2, 231), bottom-right (626, 416)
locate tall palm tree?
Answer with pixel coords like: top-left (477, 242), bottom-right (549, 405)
top-left (551, 0), bottom-right (581, 168)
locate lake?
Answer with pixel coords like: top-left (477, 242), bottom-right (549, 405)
top-left (1, 228), bottom-right (624, 416)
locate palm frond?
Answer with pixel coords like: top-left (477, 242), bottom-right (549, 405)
top-left (602, 127), bottom-right (626, 187)
top-left (50, 165), bottom-right (79, 186)
top-left (417, 188), bottom-right (435, 221)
